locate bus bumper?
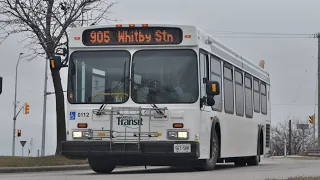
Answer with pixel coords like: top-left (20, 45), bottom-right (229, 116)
top-left (61, 141), bottom-right (200, 165)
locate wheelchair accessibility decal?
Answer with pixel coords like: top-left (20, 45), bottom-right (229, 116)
top-left (70, 112), bottom-right (76, 120)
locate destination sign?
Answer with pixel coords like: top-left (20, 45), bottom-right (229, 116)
top-left (82, 27), bottom-right (183, 46)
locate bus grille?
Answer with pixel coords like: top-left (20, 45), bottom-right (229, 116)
top-left (266, 124), bottom-right (270, 148)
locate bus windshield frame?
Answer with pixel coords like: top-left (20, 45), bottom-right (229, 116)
top-left (67, 49), bottom-right (199, 104)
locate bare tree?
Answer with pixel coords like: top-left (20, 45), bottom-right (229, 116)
top-left (0, 0), bottom-right (117, 155)
top-left (271, 118), bottom-right (314, 156)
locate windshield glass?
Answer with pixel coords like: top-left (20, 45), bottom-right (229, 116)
top-left (131, 49), bottom-right (198, 104)
top-left (67, 50), bottom-right (130, 104)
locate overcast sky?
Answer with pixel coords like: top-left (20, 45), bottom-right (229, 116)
top-left (0, 0), bottom-right (319, 156)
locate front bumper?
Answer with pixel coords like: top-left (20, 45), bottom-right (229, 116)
top-left (61, 141), bottom-right (199, 164)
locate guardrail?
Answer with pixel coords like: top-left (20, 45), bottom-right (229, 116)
top-left (305, 148), bottom-right (320, 156)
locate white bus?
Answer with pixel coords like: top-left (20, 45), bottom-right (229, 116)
top-left (61, 24), bottom-right (271, 173)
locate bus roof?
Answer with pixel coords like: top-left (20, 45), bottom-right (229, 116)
top-left (68, 23), bottom-right (270, 84)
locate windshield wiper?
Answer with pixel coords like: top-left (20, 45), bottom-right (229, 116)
top-left (96, 61), bottom-right (128, 115)
top-left (131, 62), bottom-right (165, 116)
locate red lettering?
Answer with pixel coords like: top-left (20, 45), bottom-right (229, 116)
top-left (90, 31), bottom-right (97, 43)
top-left (126, 31), bottom-right (132, 42)
top-left (118, 31), bottom-right (125, 42)
top-left (97, 31), bottom-right (103, 43)
top-left (138, 31), bottom-right (145, 42)
top-left (167, 34), bottom-right (173, 42)
top-left (145, 34), bottom-right (151, 42)
top-left (103, 31), bottom-right (110, 43)
top-left (155, 30), bottom-right (162, 42)
top-left (134, 31), bottom-right (139, 42)
top-left (162, 30), bottom-right (167, 42)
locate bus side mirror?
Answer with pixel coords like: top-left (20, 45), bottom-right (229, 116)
top-left (206, 81), bottom-right (220, 96)
top-left (0, 76), bottom-right (2, 95)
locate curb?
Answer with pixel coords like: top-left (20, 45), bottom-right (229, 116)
top-left (0, 164), bottom-right (91, 174)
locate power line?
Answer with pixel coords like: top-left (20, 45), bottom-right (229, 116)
top-left (210, 36), bottom-right (313, 39)
top-left (203, 30), bottom-right (314, 36)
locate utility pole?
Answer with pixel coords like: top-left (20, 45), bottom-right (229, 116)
top-left (12, 52), bottom-right (23, 156)
top-left (288, 119), bottom-right (292, 155)
top-left (317, 33), bottom-right (320, 147)
top-left (41, 59), bottom-right (48, 156)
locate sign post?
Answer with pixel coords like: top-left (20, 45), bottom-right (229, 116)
top-left (20, 140), bottom-right (26, 157)
top-left (297, 124), bottom-right (309, 152)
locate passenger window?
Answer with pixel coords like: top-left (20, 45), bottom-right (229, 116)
top-left (235, 70), bottom-right (244, 116)
top-left (261, 83), bottom-right (267, 115)
top-left (245, 76), bottom-right (253, 118)
top-left (224, 65), bottom-right (234, 114)
top-left (253, 78), bottom-right (260, 113)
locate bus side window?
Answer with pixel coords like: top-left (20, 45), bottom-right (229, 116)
top-left (235, 69), bottom-right (244, 116)
top-left (253, 78), bottom-right (260, 113)
top-left (223, 64), bottom-right (234, 114)
top-left (261, 82), bottom-right (267, 115)
top-left (210, 56), bottom-right (222, 111)
top-left (245, 75), bottom-right (253, 118)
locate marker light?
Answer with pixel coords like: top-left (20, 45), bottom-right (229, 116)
top-left (77, 123), bottom-right (88, 128)
top-left (173, 123), bottom-right (184, 128)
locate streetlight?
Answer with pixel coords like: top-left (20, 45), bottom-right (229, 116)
top-left (41, 58), bottom-right (49, 157)
top-left (12, 52), bottom-right (23, 156)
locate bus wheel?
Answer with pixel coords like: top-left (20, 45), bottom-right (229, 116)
top-left (246, 136), bottom-right (261, 166)
top-left (88, 157), bottom-right (115, 174)
top-left (196, 129), bottom-right (219, 171)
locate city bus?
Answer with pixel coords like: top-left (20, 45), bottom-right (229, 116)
top-left (61, 24), bottom-right (271, 173)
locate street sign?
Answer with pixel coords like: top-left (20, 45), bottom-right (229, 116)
top-left (20, 141), bottom-right (26, 147)
top-left (297, 124), bottom-right (309, 130)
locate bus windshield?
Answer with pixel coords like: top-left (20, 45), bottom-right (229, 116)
top-left (68, 50), bottom-right (130, 104)
top-left (131, 49), bottom-right (198, 104)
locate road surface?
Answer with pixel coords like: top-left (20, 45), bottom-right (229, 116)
top-left (1, 157), bottom-right (320, 180)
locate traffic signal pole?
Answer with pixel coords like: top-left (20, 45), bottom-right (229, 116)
top-left (317, 33), bottom-right (320, 147)
top-left (12, 53), bottom-right (23, 156)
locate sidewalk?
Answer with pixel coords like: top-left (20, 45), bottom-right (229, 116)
top-left (0, 164), bottom-right (90, 173)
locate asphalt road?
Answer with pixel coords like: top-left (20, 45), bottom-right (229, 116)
top-left (1, 157), bottom-right (320, 180)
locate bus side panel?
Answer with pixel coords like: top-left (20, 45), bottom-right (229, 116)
top-left (199, 109), bottom-right (213, 159)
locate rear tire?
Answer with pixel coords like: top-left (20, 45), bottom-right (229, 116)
top-left (196, 128), bottom-right (220, 171)
top-left (246, 134), bottom-right (261, 166)
top-left (88, 157), bottom-right (116, 174)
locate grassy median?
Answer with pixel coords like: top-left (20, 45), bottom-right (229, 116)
top-left (0, 155), bottom-right (88, 167)
top-left (267, 177), bottom-right (320, 180)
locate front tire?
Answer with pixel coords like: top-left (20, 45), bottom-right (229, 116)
top-left (196, 129), bottom-right (220, 171)
top-left (88, 157), bottom-right (116, 174)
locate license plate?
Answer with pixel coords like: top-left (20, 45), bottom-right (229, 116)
top-left (173, 144), bottom-right (191, 153)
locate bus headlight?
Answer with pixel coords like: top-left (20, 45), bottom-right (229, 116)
top-left (72, 130), bottom-right (92, 139)
top-left (167, 130), bottom-right (189, 140)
